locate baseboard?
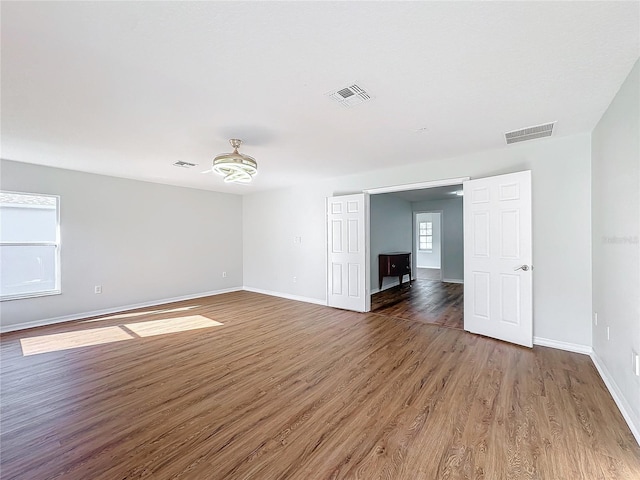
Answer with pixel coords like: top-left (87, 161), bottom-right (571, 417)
top-left (528, 338), bottom-right (639, 446)
top-left (371, 278), bottom-right (405, 295)
top-left (242, 287), bottom-right (326, 306)
top-left (0, 287), bottom-right (243, 334)
top-left (533, 336), bottom-right (592, 355)
top-left (590, 350), bottom-right (640, 446)
top-left (442, 278), bottom-right (464, 284)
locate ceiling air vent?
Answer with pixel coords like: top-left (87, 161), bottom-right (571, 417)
top-left (328, 83), bottom-right (373, 108)
top-left (505, 122), bottom-right (555, 145)
top-left (173, 161), bottom-right (197, 168)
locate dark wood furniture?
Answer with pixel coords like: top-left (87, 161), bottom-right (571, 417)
top-left (378, 252), bottom-right (411, 289)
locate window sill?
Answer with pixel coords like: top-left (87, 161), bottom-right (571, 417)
top-left (1, 290), bottom-right (61, 302)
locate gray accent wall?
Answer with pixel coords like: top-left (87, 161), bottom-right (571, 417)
top-left (370, 194), bottom-right (413, 292)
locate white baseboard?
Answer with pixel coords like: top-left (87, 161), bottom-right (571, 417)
top-left (371, 278), bottom-right (405, 295)
top-left (242, 287), bottom-right (326, 306)
top-left (590, 350), bottom-right (640, 446)
top-left (533, 338), bottom-right (639, 446)
top-left (0, 287), bottom-right (243, 334)
top-left (442, 278), bottom-right (464, 284)
top-left (533, 336), bottom-right (592, 355)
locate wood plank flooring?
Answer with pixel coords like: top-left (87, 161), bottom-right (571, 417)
top-left (417, 267), bottom-right (441, 281)
top-left (1, 291), bottom-right (639, 479)
top-left (372, 278), bottom-right (464, 330)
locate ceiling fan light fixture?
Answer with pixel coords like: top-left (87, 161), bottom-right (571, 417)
top-left (212, 139), bottom-right (258, 183)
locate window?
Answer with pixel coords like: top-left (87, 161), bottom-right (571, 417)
top-left (0, 192), bottom-right (60, 300)
top-left (419, 221), bottom-right (433, 251)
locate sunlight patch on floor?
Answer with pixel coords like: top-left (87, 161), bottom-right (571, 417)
top-left (20, 326), bottom-right (133, 355)
top-left (124, 316), bottom-right (223, 337)
top-left (20, 315), bottom-right (223, 356)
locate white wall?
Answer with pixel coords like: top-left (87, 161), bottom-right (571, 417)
top-left (591, 59), bottom-right (640, 440)
top-left (370, 194), bottom-right (413, 291)
top-left (416, 212), bottom-right (441, 269)
top-left (413, 198), bottom-right (463, 281)
top-left (242, 186), bottom-right (327, 301)
top-left (243, 133), bottom-right (593, 348)
top-left (0, 160), bottom-right (244, 331)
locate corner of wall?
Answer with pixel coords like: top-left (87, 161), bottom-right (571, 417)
top-left (591, 350), bottom-right (640, 445)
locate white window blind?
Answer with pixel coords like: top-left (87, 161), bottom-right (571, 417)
top-left (1, 191), bottom-right (61, 300)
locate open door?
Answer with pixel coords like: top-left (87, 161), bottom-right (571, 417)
top-left (463, 171), bottom-right (533, 347)
top-left (326, 193), bottom-right (370, 312)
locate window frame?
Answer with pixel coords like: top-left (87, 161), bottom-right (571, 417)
top-left (0, 191), bottom-right (61, 301)
top-left (418, 220), bottom-right (433, 252)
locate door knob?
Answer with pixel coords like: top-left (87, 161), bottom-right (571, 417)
top-left (514, 265), bottom-right (530, 271)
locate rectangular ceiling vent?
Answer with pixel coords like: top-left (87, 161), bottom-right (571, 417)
top-left (173, 161), bottom-right (197, 168)
top-left (328, 84), bottom-right (372, 108)
top-left (505, 122), bottom-right (555, 144)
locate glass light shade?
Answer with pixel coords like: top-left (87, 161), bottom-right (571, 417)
top-left (212, 154), bottom-right (257, 183)
top-left (212, 140), bottom-right (258, 183)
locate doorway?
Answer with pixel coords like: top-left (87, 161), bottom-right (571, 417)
top-left (369, 184), bottom-right (465, 330)
top-left (327, 171), bottom-right (533, 347)
top-left (416, 211), bottom-right (442, 281)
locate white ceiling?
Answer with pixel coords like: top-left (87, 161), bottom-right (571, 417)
top-left (2, 2), bottom-right (638, 195)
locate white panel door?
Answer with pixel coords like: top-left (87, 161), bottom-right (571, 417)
top-left (463, 171), bottom-right (533, 347)
top-left (326, 193), bottom-right (370, 312)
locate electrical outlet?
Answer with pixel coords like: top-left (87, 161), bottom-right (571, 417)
top-left (222, 271), bottom-right (227, 278)
top-left (94, 285), bottom-right (102, 294)
top-left (293, 276), bottom-right (297, 283)
top-left (594, 312), bottom-right (598, 326)
top-left (293, 236), bottom-right (302, 244)
top-left (633, 351), bottom-right (640, 376)
top-left (607, 326), bottom-right (610, 341)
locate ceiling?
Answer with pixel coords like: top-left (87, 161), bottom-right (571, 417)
top-left (390, 185), bottom-right (463, 203)
top-left (2, 2), bottom-right (638, 195)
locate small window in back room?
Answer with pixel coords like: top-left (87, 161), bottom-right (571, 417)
top-left (0, 191), bottom-right (61, 300)
top-left (419, 221), bottom-right (433, 251)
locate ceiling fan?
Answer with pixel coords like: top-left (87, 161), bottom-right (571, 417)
top-left (202, 139), bottom-right (258, 184)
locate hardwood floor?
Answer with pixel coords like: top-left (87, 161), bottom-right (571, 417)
top-left (372, 278), bottom-right (464, 330)
top-left (1, 291), bottom-right (639, 479)
top-left (417, 267), bottom-right (441, 281)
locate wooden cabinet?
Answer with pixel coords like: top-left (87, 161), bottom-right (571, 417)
top-left (378, 252), bottom-right (411, 289)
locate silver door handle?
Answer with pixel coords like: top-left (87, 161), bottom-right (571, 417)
top-left (514, 265), bottom-right (530, 271)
